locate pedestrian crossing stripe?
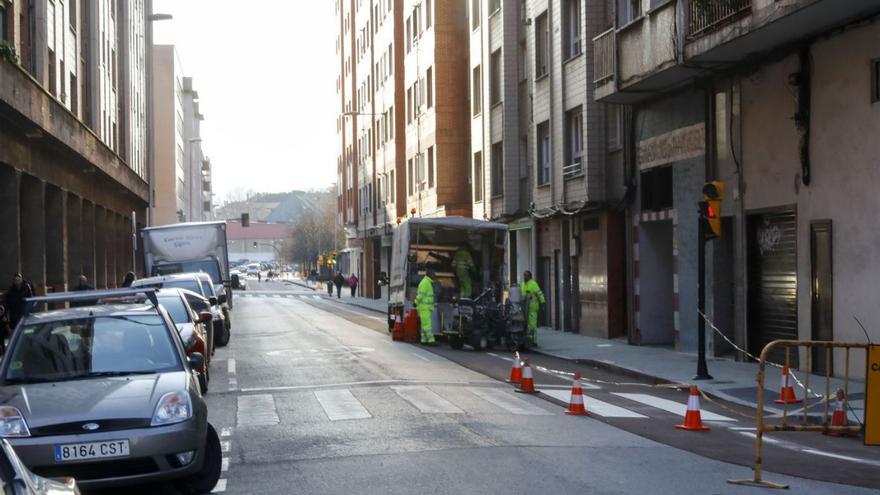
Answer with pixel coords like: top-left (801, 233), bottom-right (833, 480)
top-left (392, 386), bottom-right (464, 413)
top-left (539, 389), bottom-right (647, 418)
top-left (612, 392), bottom-right (736, 422)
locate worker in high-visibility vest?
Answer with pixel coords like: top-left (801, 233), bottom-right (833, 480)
top-left (415, 267), bottom-right (437, 345)
top-left (452, 249), bottom-right (475, 298)
top-left (520, 270), bottom-right (545, 347)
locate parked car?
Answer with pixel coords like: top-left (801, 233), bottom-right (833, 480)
top-left (154, 289), bottom-right (213, 394)
top-left (132, 274), bottom-right (218, 356)
top-left (245, 264), bottom-right (261, 277)
top-left (0, 289), bottom-right (221, 493)
top-left (193, 273), bottom-right (231, 348)
top-left (0, 438), bottom-right (80, 494)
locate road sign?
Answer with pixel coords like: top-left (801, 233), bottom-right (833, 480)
top-left (866, 345), bottom-right (880, 446)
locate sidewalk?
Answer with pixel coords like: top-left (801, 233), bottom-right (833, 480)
top-left (535, 327), bottom-right (865, 418)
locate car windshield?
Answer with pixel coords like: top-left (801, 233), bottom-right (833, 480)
top-left (4, 315), bottom-right (180, 384)
top-left (199, 279), bottom-right (215, 298)
top-left (157, 295), bottom-right (192, 324)
top-left (161, 279), bottom-right (203, 296)
top-left (154, 261), bottom-right (222, 285)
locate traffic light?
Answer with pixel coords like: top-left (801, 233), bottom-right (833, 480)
top-left (701, 180), bottom-right (724, 239)
top-left (252, 241), bottom-right (258, 248)
top-left (330, 251), bottom-right (338, 265)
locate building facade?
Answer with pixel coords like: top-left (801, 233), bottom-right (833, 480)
top-left (594, 0), bottom-right (880, 376)
top-left (0, 0), bottom-right (149, 294)
top-left (182, 76), bottom-right (213, 222)
top-left (150, 44), bottom-right (186, 225)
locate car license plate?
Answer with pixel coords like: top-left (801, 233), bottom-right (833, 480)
top-left (54, 440), bottom-right (130, 462)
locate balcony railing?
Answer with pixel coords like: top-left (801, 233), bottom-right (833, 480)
top-left (592, 28), bottom-right (615, 84)
top-left (563, 161), bottom-right (583, 180)
top-left (687, 0), bottom-right (751, 40)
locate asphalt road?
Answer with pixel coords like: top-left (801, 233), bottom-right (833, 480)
top-left (94, 282), bottom-right (880, 494)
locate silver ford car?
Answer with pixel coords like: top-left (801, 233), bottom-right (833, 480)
top-left (0, 289), bottom-right (221, 493)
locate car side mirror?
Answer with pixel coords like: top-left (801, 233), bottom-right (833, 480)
top-left (209, 296), bottom-right (218, 306)
top-left (198, 311), bottom-right (212, 323)
top-left (188, 353), bottom-right (204, 370)
top-left (231, 274), bottom-right (240, 287)
top-left (217, 294), bottom-right (227, 304)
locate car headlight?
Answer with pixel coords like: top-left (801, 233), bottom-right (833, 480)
top-left (151, 392), bottom-right (193, 427)
top-left (0, 406), bottom-right (30, 437)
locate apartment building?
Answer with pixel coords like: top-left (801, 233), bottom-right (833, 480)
top-left (594, 0), bottom-right (880, 376)
top-left (182, 77), bottom-right (213, 222)
top-left (0, 0), bottom-right (149, 293)
top-left (151, 44), bottom-right (186, 225)
top-left (335, 0), bottom-right (470, 299)
top-left (484, 0), bottom-right (626, 338)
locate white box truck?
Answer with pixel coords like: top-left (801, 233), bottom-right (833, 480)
top-left (140, 221), bottom-right (237, 309)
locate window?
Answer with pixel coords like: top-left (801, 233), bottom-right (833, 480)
top-left (565, 107), bottom-right (583, 178)
top-left (491, 142), bottom-right (503, 197)
top-left (563, 0), bottom-right (581, 59)
top-left (70, 74), bottom-right (78, 114)
top-left (537, 121), bottom-right (551, 185)
top-left (872, 58), bottom-right (880, 103)
top-left (406, 16), bottom-right (412, 52)
top-left (426, 67), bottom-right (433, 108)
top-left (535, 12), bottom-right (549, 78)
top-left (489, 0), bottom-right (501, 14)
top-left (472, 65), bottom-right (482, 116)
top-left (427, 146), bottom-right (435, 188)
top-left (0, 3), bottom-right (7, 41)
top-left (640, 166), bottom-right (673, 211)
top-left (47, 48), bottom-right (56, 96)
top-left (408, 158), bottom-right (414, 195)
top-left (390, 170), bottom-right (395, 202)
top-left (388, 105), bottom-right (394, 139)
top-left (426, 0), bottom-right (432, 29)
top-left (473, 152), bottom-right (483, 201)
top-left (471, 0), bottom-right (481, 30)
top-left (407, 87), bottom-right (413, 123)
top-left (490, 50), bottom-right (502, 105)
top-left (608, 105), bottom-right (623, 150)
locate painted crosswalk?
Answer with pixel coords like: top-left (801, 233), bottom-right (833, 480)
top-left (612, 392), bottom-right (736, 422)
top-left (539, 389), bottom-right (648, 418)
top-left (392, 386), bottom-right (464, 413)
top-left (467, 388), bottom-right (553, 415)
top-left (315, 389), bottom-right (373, 421)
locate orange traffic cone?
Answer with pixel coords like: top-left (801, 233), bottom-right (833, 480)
top-left (824, 389), bottom-right (850, 437)
top-left (565, 372), bottom-right (589, 416)
top-left (675, 386), bottom-right (710, 431)
top-left (391, 314), bottom-right (403, 341)
top-left (515, 360), bottom-right (537, 394)
top-left (507, 352), bottom-right (522, 384)
top-left (773, 367), bottom-right (802, 405)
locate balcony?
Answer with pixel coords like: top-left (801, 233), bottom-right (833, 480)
top-left (595, 0), bottom-right (880, 104)
top-left (563, 162), bottom-right (583, 180)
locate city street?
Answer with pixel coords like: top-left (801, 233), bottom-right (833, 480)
top-left (101, 281), bottom-right (879, 494)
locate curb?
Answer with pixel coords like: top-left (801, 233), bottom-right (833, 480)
top-left (325, 295), bottom-right (387, 315)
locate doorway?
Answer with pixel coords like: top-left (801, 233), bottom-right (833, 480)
top-left (639, 221), bottom-right (675, 345)
top-left (538, 256), bottom-right (551, 327)
top-left (810, 221), bottom-right (833, 374)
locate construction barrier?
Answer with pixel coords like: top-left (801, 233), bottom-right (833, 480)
top-left (728, 340), bottom-right (871, 489)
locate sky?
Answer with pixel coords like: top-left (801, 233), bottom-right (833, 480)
top-left (152, 0), bottom-right (338, 203)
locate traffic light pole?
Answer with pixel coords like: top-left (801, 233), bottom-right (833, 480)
top-left (695, 216), bottom-right (713, 380)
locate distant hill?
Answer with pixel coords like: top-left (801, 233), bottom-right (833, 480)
top-left (215, 190), bottom-right (329, 224)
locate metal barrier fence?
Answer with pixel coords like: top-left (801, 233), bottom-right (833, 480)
top-left (728, 339), bottom-right (869, 489)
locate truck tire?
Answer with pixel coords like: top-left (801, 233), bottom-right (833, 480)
top-left (449, 335), bottom-right (464, 350)
top-left (470, 334), bottom-right (488, 351)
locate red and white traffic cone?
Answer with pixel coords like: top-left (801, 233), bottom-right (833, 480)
top-left (507, 352), bottom-right (522, 384)
top-left (391, 314), bottom-right (404, 341)
top-left (675, 386), bottom-right (710, 431)
top-left (565, 372), bottom-right (588, 416)
top-left (515, 360), bottom-right (537, 394)
top-left (824, 389), bottom-right (850, 437)
top-left (773, 367), bottom-right (802, 405)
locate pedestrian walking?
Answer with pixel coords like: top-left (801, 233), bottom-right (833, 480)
top-left (5, 273), bottom-right (33, 330)
top-left (327, 274), bottom-right (334, 296)
top-left (415, 267), bottom-right (437, 345)
top-left (520, 271), bottom-right (545, 347)
top-left (348, 273), bottom-right (358, 298)
top-left (333, 272), bottom-right (345, 299)
top-left (122, 271), bottom-right (136, 287)
top-left (258, 271), bottom-right (262, 283)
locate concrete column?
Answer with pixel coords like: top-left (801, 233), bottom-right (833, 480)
top-left (121, 215), bottom-right (133, 276)
top-left (20, 176), bottom-right (46, 293)
top-left (81, 200), bottom-right (96, 285)
top-left (0, 166), bottom-right (20, 280)
top-left (45, 185), bottom-right (67, 291)
top-left (94, 206), bottom-right (107, 289)
top-left (66, 194), bottom-right (83, 288)
top-left (104, 210), bottom-right (117, 288)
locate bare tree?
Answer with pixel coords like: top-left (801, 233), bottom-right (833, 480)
top-left (284, 188), bottom-right (342, 269)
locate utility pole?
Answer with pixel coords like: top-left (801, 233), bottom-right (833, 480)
top-left (695, 181), bottom-right (723, 380)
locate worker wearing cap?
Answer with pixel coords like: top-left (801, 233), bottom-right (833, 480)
top-left (415, 267), bottom-right (437, 345)
top-left (452, 249), bottom-right (475, 298)
top-left (520, 271), bottom-right (545, 347)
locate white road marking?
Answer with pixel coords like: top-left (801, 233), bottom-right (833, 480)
top-left (315, 389), bottom-right (372, 421)
top-left (220, 441), bottom-right (231, 453)
top-left (211, 479), bottom-right (227, 493)
top-left (227, 359), bottom-right (236, 375)
top-left (613, 393), bottom-right (736, 422)
top-left (468, 388), bottom-right (553, 415)
top-left (737, 431), bottom-right (781, 444)
top-left (410, 352), bottom-right (430, 362)
top-left (241, 378), bottom-right (488, 393)
top-left (221, 457), bottom-right (229, 472)
top-left (220, 427), bottom-right (233, 437)
top-left (728, 426), bottom-right (756, 431)
top-left (392, 386), bottom-right (464, 414)
top-left (539, 389), bottom-right (647, 418)
top-left (800, 449), bottom-right (880, 467)
top-left (596, 344), bottom-right (613, 347)
top-left (237, 394), bottom-right (280, 426)
top-left (312, 295), bottom-right (322, 301)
